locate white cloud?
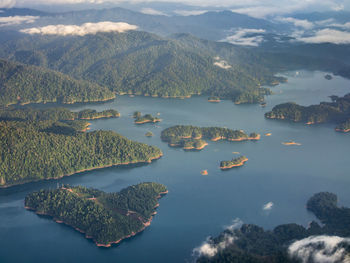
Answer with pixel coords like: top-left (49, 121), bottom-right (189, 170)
top-left (0, 15), bottom-right (38, 27)
top-left (221, 28), bottom-right (265, 46)
top-left (262, 201), bottom-right (274, 210)
top-left (193, 218), bottom-right (242, 259)
top-left (140, 8), bottom-right (166, 16)
top-left (297, 28), bottom-right (350, 44)
top-left (20, 21), bottom-right (138, 36)
top-left (276, 17), bottom-right (314, 30)
top-left (0, 0), bottom-right (16, 8)
top-left (288, 235), bottom-right (350, 263)
top-left (213, 60), bottom-right (232, 69)
top-left (332, 4), bottom-right (344, 11)
top-left (193, 234), bottom-right (236, 258)
top-left (173, 9), bottom-right (209, 16)
top-left (330, 22), bottom-right (350, 29)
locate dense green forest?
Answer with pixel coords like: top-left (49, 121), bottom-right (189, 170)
top-left (0, 120), bottom-right (162, 187)
top-left (265, 93), bottom-right (350, 131)
top-left (0, 107), bottom-right (119, 122)
top-left (25, 183), bottom-right (167, 246)
top-left (0, 59), bottom-right (115, 106)
top-left (0, 31), bottom-right (275, 104)
top-left (220, 156), bottom-right (248, 169)
top-left (197, 192), bottom-right (350, 263)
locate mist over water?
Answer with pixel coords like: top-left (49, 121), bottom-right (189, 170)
top-left (0, 71), bottom-right (350, 263)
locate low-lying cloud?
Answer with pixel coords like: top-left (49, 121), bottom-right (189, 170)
top-left (297, 29), bottom-right (350, 44)
top-left (276, 17), bottom-right (314, 30)
top-left (173, 9), bottom-right (209, 16)
top-left (222, 28), bottom-right (265, 46)
top-left (262, 201), bottom-right (274, 210)
top-left (20, 21), bottom-right (138, 36)
top-left (193, 218), bottom-right (242, 259)
top-left (213, 57), bottom-right (232, 69)
top-left (0, 15), bottom-right (38, 27)
top-left (140, 8), bottom-right (167, 16)
top-left (288, 235), bottom-right (350, 263)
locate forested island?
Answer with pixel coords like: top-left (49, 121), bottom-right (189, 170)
top-left (0, 59), bottom-right (115, 106)
top-left (0, 116), bottom-right (162, 187)
top-left (134, 114), bottom-right (161, 124)
top-left (196, 192), bottom-right (350, 263)
top-left (0, 107), bottom-right (119, 122)
top-left (161, 125), bottom-right (260, 150)
top-left (220, 156), bottom-right (248, 170)
top-left (265, 93), bottom-right (350, 132)
top-left (25, 183), bottom-right (168, 247)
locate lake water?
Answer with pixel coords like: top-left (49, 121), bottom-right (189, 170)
top-left (1, 71), bottom-right (350, 263)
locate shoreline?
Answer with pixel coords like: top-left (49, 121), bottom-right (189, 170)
top-left (25, 190), bottom-right (168, 248)
top-left (220, 158), bottom-right (248, 170)
top-left (183, 142), bottom-right (208, 150)
top-left (335, 128), bottom-right (350, 133)
top-left (79, 114), bottom-right (120, 120)
top-left (211, 135), bottom-right (260, 142)
top-left (135, 119), bottom-right (162, 124)
top-left (0, 153), bottom-right (163, 188)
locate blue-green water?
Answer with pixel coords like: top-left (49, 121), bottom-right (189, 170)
top-left (1, 71), bottom-right (350, 263)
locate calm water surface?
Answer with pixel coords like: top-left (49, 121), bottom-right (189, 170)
top-left (1, 71), bottom-right (350, 263)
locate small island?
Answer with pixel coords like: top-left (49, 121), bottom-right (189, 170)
top-left (145, 131), bottom-right (154, 137)
top-left (324, 74), bottom-right (333, 80)
top-left (208, 96), bottom-right (221, 103)
top-left (282, 141), bottom-right (301, 146)
top-left (161, 125), bottom-right (260, 151)
top-left (220, 156), bottom-right (248, 170)
top-left (134, 112), bottom-right (161, 124)
top-left (25, 183), bottom-right (168, 247)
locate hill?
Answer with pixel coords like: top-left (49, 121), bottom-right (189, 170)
top-left (0, 59), bottom-right (115, 106)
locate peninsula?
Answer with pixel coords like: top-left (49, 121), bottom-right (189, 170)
top-left (265, 93), bottom-right (350, 132)
top-left (220, 156), bottom-right (248, 170)
top-left (161, 125), bottom-right (260, 151)
top-left (25, 183), bottom-right (168, 247)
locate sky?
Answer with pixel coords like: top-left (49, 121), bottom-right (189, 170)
top-left (1, 0), bottom-right (349, 18)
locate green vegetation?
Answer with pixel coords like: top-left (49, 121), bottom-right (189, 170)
top-left (161, 125), bottom-right (259, 150)
top-left (220, 156), bottom-right (248, 169)
top-left (265, 93), bottom-right (350, 130)
top-left (145, 131), bottom-right (154, 137)
top-left (25, 183), bottom-right (167, 246)
top-left (0, 107), bottom-right (119, 122)
top-left (135, 114), bottom-right (161, 124)
top-left (0, 120), bottom-right (162, 187)
top-left (196, 192), bottom-right (350, 263)
top-left (76, 109), bottom-right (120, 119)
top-left (133, 111), bottom-right (142, 119)
top-left (0, 31), bottom-right (276, 104)
top-left (0, 59), bottom-right (115, 106)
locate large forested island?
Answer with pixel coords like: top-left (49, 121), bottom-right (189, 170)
top-left (0, 107), bottom-right (119, 122)
top-left (0, 59), bottom-right (115, 106)
top-left (196, 192), bottom-right (350, 263)
top-left (265, 94), bottom-right (350, 132)
top-left (220, 156), bottom-right (248, 170)
top-left (25, 183), bottom-right (168, 247)
top-left (0, 110), bottom-right (162, 187)
top-left (161, 125), bottom-right (260, 150)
